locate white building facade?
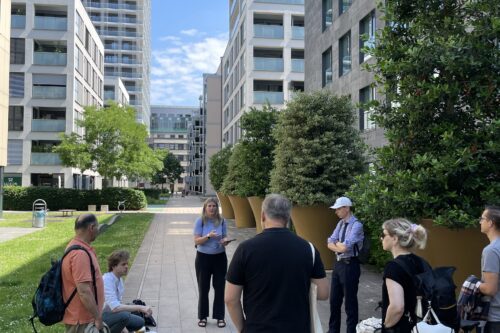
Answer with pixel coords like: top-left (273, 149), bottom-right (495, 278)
top-left (222, 0), bottom-right (304, 145)
top-left (6, 0), bottom-right (104, 188)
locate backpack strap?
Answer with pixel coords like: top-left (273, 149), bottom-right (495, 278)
top-left (63, 245), bottom-right (98, 307)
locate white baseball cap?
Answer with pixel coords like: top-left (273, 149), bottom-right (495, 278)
top-left (330, 196), bottom-right (352, 209)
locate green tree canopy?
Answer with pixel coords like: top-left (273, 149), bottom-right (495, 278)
top-left (151, 151), bottom-right (184, 186)
top-left (54, 103), bottom-right (163, 182)
top-left (209, 145), bottom-right (232, 193)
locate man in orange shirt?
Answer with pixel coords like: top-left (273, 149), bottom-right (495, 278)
top-left (62, 214), bottom-right (105, 333)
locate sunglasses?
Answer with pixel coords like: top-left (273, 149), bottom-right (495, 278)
top-left (379, 232), bottom-right (390, 240)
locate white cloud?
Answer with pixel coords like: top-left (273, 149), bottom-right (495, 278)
top-left (151, 33), bottom-right (228, 106)
top-left (159, 35), bottom-right (181, 42)
top-left (180, 28), bottom-right (200, 36)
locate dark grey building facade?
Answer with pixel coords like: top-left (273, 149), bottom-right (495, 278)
top-left (305, 0), bottom-right (386, 148)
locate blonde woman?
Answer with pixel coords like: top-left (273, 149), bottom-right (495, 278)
top-left (193, 198), bottom-right (230, 328)
top-left (380, 218), bottom-right (428, 333)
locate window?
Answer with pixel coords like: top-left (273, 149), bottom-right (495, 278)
top-left (10, 38), bottom-right (25, 64)
top-left (322, 48), bottom-right (332, 86)
top-left (7, 140), bottom-right (23, 165)
top-left (322, 0), bottom-right (333, 30)
top-left (339, 32), bottom-right (351, 76)
top-left (359, 86), bottom-right (376, 131)
top-left (359, 11), bottom-right (376, 63)
top-left (9, 73), bottom-right (24, 97)
top-left (8, 106), bottom-right (24, 131)
top-left (339, 0), bottom-right (352, 15)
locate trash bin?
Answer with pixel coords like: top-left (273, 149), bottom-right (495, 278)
top-left (33, 210), bottom-right (46, 228)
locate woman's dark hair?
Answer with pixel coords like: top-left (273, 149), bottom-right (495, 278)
top-left (74, 214), bottom-right (98, 230)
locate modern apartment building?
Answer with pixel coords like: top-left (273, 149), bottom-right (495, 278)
top-left (203, 66), bottom-right (222, 196)
top-left (103, 77), bottom-right (129, 106)
top-left (6, 0), bottom-right (104, 188)
top-left (221, 0), bottom-right (305, 146)
top-left (187, 105), bottom-right (204, 195)
top-left (304, 0), bottom-right (386, 148)
top-left (0, 1), bottom-right (11, 204)
top-left (149, 106), bottom-right (195, 193)
top-left (81, 0), bottom-right (151, 127)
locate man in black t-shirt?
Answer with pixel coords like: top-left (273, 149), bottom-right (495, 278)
top-left (225, 194), bottom-right (329, 332)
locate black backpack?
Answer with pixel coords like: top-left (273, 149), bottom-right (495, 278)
top-left (395, 257), bottom-right (460, 331)
top-left (354, 234), bottom-right (371, 264)
top-left (29, 245), bottom-right (97, 332)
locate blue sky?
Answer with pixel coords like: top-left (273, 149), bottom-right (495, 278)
top-left (150, 1), bottom-right (229, 106)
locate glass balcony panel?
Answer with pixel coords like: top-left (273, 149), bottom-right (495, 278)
top-left (35, 16), bottom-right (67, 30)
top-left (31, 152), bottom-right (62, 165)
top-left (32, 119), bottom-right (66, 132)
top-left (254, 24), bottom-right (284, 39)
top-left (292, 26), bottom-right (305, 39)
top-left (292, 59), bottom-right (304, 72)
top-left (33, 86), bottom-right (66, 99)
top-left (254, 91), bottom-right (284, 104)
top-left (104, 91), bottom-right (115, 100)
top-left (34, 52), bottom-right (67, 66)
top-left (254, 57), bottom-right (284, 71)
top-left (107, 16), bottom-right (119, 22)
top-left (254, 0), bottom-right (304, 4)
top-left (11, 15), bottom-right (26, 29)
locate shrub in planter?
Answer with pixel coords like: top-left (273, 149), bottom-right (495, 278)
top-left (270, 91), bottom-right (366, 205)
top-left (209, 145), bottom-right (233, 193)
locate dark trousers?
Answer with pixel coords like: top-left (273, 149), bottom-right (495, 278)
top-left (195, 251), bottom-right (227, 320)
top-left (102, 311), bottom-right (144, 333)
top-left (485, 322), bottom-right (500, 333)
top-left (328, 258), bottom-right (360, 333)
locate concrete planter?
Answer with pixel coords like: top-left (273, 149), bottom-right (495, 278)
top-left (291, 205), bottom-right (338, 270)
top-left (217, 192), bottom-right (235, 219)
top-left (88, 205), bottom-right (96, 211)
top-left (415, 219), bottom-right (488, 288)
top-left (228, 195), bottom-right (255, 228)
top-left (100, 205), bottom-right (109, 212)
top-left (248, 196), bottom-right (264, 234)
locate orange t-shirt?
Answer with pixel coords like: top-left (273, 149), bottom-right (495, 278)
top-left (61, 238), bottom-right (104, 325)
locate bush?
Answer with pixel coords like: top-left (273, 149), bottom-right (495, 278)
top-left (209, 145), bottom-right (233, 193)
top-left (3, 186), bottom-right (147, 211)
top-left (138, 188), bottom-right (168, 200)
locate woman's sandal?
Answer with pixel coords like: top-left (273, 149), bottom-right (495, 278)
top-left (217, 319), bottom-right (226, 328)
top-left (198, 318), bottom-right (207, 327)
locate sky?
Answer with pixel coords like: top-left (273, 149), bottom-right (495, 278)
top-left (150, 1), bottom-right (229, 107)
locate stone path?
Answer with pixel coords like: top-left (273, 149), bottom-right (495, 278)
top-left (0, 227), bottom-right (42, 243)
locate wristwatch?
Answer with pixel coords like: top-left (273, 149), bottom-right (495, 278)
top-left (207, 235), bottom-right (211, 239)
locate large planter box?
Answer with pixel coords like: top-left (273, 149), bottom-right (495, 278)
top-left (217, 192), bottom-right (235, 219)
top-left (291, 205), bottom-right (338, 270)
top-left (248, 196), bottom-right (264, 234)
top-left (228, 195), bottom-right (255, 228)
top-left (415, 219), bottom-right (488, 289)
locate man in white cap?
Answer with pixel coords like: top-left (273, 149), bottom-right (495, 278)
top-left (327, 196), bottom-right (364, 333)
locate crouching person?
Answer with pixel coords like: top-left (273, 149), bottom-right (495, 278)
top-left (102, 250), bottom-right (153, 333)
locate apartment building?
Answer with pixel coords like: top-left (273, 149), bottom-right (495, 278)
top-left (6, 0), bottom-right (104, 188)
top-left (149, 106), bottom-right (195, 193)
top-left (103, 76), bottom-right (129, 106)
top-left (203, 66), bottom-right (222, 196)
top-left (0, 0), bottom-right (11, 189)
top-left (187, 104), bottom-right (204, 195)
top-left (221, 0), bottom-right (305, 146)
top-left (81, 0), bottom-right (151, 127)
top-left (305, 0), bottom-right (386, 148)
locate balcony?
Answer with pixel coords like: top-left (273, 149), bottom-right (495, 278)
top-left (292, 59), bottom-right (304, 72)
top-left (34, 16), bottom-right (67, 31)
top-left (33, 86), bottom-right (66, 99)
top-left (11, 15), bottom-right (26, 29)
top-left (292, 26), bottom-right (304, 40)
top-left (34, 52), bottom-right (67, 66)
top-left (254, 57), bottom-right (284, 71)
top-left (254, 24), bottom-right (284, 39)
top-left (254, 91), bottom-right (284, 104)
top-left (104, 91), bottom-right (115, 101)
top-left (31, 152), bottom-right (62, 165)
top-left (32, 119), bottom-right (65, 132)
top-left (254, 0), bottom-right (304, 4)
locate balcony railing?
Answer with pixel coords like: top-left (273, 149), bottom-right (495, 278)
top-left (34, 16), bottom-right (67, 30)
top-left (254, 91), bottom-right (284, 104)
top-left (85, 2), bottom-right (139, 10)
top-left (11, 15), bottom-right (26, 29)
top-left (254, 57), bottom-right (284, 71)
top-left (292, 26), bottom-right (304, 39)
top-left (34, 52), bottom-right (67, 66)
top-left (254, 0), bottom-right (304, 4)
top-left (291, 59), bottom-right (304, 72)
top-left (104, 91), bottom-right (115, 101)
top-left (32, 119), bottom-right (65, 132)
top-left (33, 86), bottom-right (66, 99)
top-left (31, 152), bottom-right (62, 165)
top-left (254, 24), bottom-right (284, 39)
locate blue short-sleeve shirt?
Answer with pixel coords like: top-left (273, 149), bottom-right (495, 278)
top-left (193, 217), bottom-right (227, 255)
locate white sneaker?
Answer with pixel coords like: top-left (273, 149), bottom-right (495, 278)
top-left (134, 328), bottom-right (146, 333)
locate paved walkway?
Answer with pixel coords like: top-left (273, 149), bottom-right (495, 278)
top-left (123, 196), bottom-right (383, 332)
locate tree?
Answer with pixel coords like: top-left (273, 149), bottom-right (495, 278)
top-left (151, 151), bottom-right (184, 190)
top-left (209, 145), bottom-right (232, 193)
top-left (348, 0), bottom-right (500, 240)
top-left (54, 103), bottom-right (163, 184)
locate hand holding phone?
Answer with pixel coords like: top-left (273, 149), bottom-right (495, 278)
top-left (221, 238), bottom-right (237, 246)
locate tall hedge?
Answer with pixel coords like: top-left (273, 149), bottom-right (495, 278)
top-left (3, 186), bottom-right (147, 211)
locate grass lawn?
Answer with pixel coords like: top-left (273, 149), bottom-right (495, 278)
top-left (0, 212), bottom-right (154, 332)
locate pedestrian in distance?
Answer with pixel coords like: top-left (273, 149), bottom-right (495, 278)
top-left (193, 197), bottom-right (231, 328)
top-left (61, 214), bottom-right (105, 333)
top-left (225, 193), bottom-right (329, 332)
top-left (478, 205), bottom-right (500, 333)
top-left (102, 250), bottom-right (155, 333)
top-left (327, 196), bottom-right (364, 333)
top-left (380, 218), bottom-right (428, 332)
